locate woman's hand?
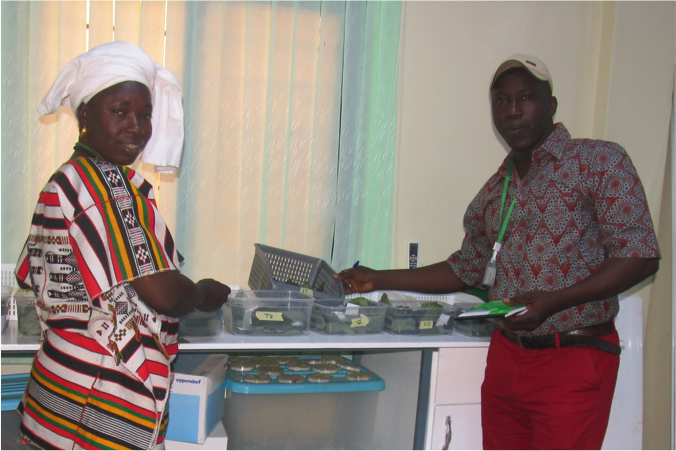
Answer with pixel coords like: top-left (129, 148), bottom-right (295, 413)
top-left (333, 266), bottom-right (378, 294)
top-left (131, 270), bottom-right (228, 317)
top-left (195, 279), bottom-right (231, 312)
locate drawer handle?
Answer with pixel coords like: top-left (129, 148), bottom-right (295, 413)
top-left (442, 415), bottom-right (452, 450)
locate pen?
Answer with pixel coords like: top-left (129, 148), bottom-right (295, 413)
top-left (353, 261), bottom-right (360, 268)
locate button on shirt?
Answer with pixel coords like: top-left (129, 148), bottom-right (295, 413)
top-left (448, 123), bottom-right (660, 336)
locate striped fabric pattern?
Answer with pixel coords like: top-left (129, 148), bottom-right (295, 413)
top-left (15, 156), bottom-right (181, 449)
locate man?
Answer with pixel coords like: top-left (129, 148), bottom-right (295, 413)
top-left (334, 54), bottom-right (660, 449)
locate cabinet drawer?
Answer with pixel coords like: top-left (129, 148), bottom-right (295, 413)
top-left (435, 347), bottom-right (488, 405)
top-left (429, 404), bottom-right (482, 450)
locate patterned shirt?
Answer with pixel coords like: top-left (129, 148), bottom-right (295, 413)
top-left (15, 156), bottom-right (181, 449)
top-left (448, 123), bottom-right (660, 336)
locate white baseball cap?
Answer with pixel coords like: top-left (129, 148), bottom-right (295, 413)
top-left (491, 54), bottom-right (553, 92)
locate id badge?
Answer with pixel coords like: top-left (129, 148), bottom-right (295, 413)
top-left (482, 242), bottom-right (501, 288)
top-left (482, 260), bottom-right (497, 288)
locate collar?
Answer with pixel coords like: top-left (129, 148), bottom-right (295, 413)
top-left (497, 122), bottom-right (571, 177)
top-left (73, 141), bottom-right (100, 159)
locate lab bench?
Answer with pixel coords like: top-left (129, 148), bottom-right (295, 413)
top-left (1, 320), bottom-right (490, 449)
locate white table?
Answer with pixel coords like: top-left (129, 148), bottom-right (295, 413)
top-left (1, 320), bottom-right (491, 449)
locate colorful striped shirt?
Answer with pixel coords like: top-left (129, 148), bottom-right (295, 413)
top-left (15, 156), bottom-right (181, 449)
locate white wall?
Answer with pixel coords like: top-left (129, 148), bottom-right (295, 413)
top-left (394, 1), bottom-right (673, 268)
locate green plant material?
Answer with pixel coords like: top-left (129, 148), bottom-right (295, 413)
top-left (384, 301), bottom-right (455, 335)
top-left (380, 293), bottom-right (391, 305)
top-left (301, 281), bottom-right (312, 289)
top-left (454, 318), bottom-right (498, 337)
top-left (346, 297), bottom-right (370, 307)
top-left (310, 304), bottom-right (386, 335)
top-left (179, 310), bottom-right (222, 336)
top-left (18, 305), bottom-right (41, 336)
top-left (387, 317), bottom-right (417, 333)
top-left (230, 305), bottom-right (308, 335)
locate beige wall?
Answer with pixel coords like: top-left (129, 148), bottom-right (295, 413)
top-left (395, 0), bottom-right (675, 447)
top-left (646, 135), bottom-right (672, 450)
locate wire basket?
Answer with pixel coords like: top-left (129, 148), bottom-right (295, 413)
top-left (248, 243), bottom-right (345, 299)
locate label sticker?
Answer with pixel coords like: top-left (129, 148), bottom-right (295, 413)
top-left (435, 313), bottom-right (451, 327)
top-left (351, 317), bottom-right (369, 328)
top-left (419, 320), bottom-right (434, 330)
top-left (345, 303), bottom-right (360, 316)
top-left (255, 311), bottom-right (284, 321)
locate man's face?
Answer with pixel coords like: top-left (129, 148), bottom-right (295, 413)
top-left (490, 68), bottom-right (557, 155)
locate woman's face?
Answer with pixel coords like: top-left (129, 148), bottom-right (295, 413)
top-left (79, 81), bottom-right (153, 166)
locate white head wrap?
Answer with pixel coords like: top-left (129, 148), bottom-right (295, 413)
top-left (38, 41), bottom-right (184, 174)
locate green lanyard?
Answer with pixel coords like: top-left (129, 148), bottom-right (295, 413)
top-left (496, 158), bottom-right (517, 249)
top-left (482, 158), bottom-right (516, 287)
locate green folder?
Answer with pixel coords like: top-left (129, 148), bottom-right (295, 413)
top-left (456, 301), bottom-right (527, 319)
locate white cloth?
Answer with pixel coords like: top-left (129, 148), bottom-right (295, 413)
top-left (37, 41), bottom-right (184, 174)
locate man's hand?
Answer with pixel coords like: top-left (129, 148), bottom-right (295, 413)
top-left (502, 291), bottom-right (558, 331)
top-left (333, 266), bottom-right (377, 294)
top-left (333, 261), bottom-right (469, 295)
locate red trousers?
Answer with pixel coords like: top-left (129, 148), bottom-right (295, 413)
top-left (481, 328), bottom-right (620, 450)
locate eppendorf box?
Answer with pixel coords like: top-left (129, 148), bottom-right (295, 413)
top-left (165, 354), bottom-right (228, 444)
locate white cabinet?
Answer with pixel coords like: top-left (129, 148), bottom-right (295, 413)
top-left (2, 322), bottom-right (492, 450)
top-left (429, 404), bottom-right (482, 450)
top-left (425, 347), bottom-right (488, 450)
top-left (434, 347), bottom-right (487, 405)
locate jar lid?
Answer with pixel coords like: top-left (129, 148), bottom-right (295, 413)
top-left (243, 373), bottom-right (272, 384)
top-left (257, 365), bottom-right (284, 376)
top-left (346, 371), bottom-right (373, 381)
top-left (311, 364), bottom-right (339, 374)
top-left (277, 374), bottom-right (305, 384)
top-left (307, 373), bottom-right (333, 383)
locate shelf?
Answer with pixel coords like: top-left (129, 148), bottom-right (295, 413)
top-left (1, 320), bottom-right (491, 352)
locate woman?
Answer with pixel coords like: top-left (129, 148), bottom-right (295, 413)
top-left (14, 41), bottom-right (231, 450)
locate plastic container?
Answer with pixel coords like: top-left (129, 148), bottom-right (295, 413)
top-left (179, 308), bottom-right (224, 337)
top-left (14, 290), bottom-right (41, 336)
top-left (223, 355), bottom-right (384, 450)
top-left (453, 302), bottom-right (499, 337)
top-left (385, 299), bottom-right (458, 335)
top-left (2, 264), bottom-right (18, 320)
top-left (346, 291), bottom-right (483, 335)
top-left (226, 290), bottom-right (314, 336)
top-left (1, 373), bottom-right (30, 411)
top-left (1, 285), bottom-right (10, 333)
top-left (311, 299), bottom-right (387, 335)
top-left (248, 243), bottom-right (344, 299)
